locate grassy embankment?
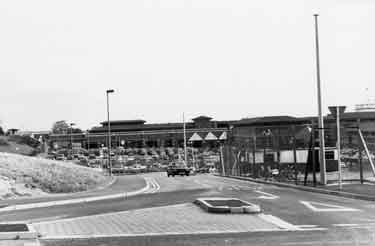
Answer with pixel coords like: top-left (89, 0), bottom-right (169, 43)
top-left (0, 151), bottom-right (111, 199)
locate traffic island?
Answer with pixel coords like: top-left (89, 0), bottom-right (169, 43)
top-left (194, 197), bottom-right (262, 214)
top-left (0, 224), bottom-right (39, 240)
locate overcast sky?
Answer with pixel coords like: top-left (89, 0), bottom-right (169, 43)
top-left (1, 0), bottom-right (374, 131)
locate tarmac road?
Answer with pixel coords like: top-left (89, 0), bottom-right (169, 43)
top-left (2, 172), bottom-right (375, 245)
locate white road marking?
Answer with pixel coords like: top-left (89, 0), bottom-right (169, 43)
top-left (255, 190), bottom-right (279, 200)
top-left (281, 241), bottom-right (362, 245)
top-left (300, 201), bottom-right (361, 212)
top-left (333, 223), bottom-right (360, 227)
top-left (193, 180), bottom-right (211, 188)
top-left (143, 178), bottom-right (160, 194)
top-left (257, 214), bottom-right (300, 231)
top-left (231, 186), bottom-right (241, 191)
top-left (297, 224), bottom-right (318, 228)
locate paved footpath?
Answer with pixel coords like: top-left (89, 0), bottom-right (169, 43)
top-left (32, 203), bottom-right (300, 239)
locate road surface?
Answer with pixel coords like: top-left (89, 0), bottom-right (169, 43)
top-left (1, 172), bottom-right (375, 245)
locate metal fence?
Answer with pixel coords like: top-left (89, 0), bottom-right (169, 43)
top-left (218, 123), bottom-right (375, 186)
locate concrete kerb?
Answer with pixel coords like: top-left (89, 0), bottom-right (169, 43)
top-left (194, 197), bottom-right (262, 214)
top-left (0, 224), bottom-right (39, 240)
top-left (218, 175), bottom-right (375, 202)
top-left (0, 177), bottom-right (151, 213)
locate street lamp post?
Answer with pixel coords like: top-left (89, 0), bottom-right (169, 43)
top-left (106, 89), bottom-right (115, 176)
top-left (314, 14), bottom-right (327, 185)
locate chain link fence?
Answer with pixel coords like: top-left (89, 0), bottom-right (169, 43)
top-left (218, 123), bottom-right (375, 186)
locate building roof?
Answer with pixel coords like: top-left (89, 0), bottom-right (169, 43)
top-left (234, 116), bottom-right (304, 126)
top-left (17, 130), bottom-right (51, 136)
top-left (326, 111), bottom-right (375, 120)
top-left (91, 122), bottom-right (191, 133)
top-left (192, 115), bottom-right (213, 121)
top-left (100, 120), bottom-right (146, 126)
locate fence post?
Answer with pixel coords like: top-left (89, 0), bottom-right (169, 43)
top-left (292, 125), bottom-right (298, 185)
top-left (277, 128), bottom-right (281, 171)
top-left (253, 135), bottom-right (257, 178)
top-left (312, 121), bottom-right (317, 186)
top-left (357, 118), bottom-right (363, 184)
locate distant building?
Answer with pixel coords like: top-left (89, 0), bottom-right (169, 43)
top-left (6, 128), bottom-right (19, 136)
top-left (17, 130), bottom-right (51, 141)
top-left (47, 109), bottom-right (375, 151)
top-left (49, 116), bottom-right (234, 149)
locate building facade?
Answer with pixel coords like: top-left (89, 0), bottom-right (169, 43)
top-left (48, 111), bottom-right (375, 151)
top-left (49, 116), bottom-right (233, 150)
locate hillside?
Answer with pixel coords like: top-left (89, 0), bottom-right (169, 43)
top-left (0, 152), bottom-right (110, 199)
top-left (0, 136), bottom-right (38, 156)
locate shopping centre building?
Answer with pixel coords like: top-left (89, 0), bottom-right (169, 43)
top-left (48, 107), bottom-right (375, 151)
top-left (49, 116), bottom-right (234, 149)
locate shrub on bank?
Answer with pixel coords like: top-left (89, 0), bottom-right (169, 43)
top-left (0, 152), bottom-right (109, 193)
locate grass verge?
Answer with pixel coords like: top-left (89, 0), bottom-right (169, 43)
top-left (0, 152), bottom-right (110, 196)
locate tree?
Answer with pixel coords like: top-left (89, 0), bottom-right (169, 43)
top-left (0, 126), bottom-right (4, 135)
top-left (52, 120), bottom-right (70, 134)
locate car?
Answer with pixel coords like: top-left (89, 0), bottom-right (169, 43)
top-left (166, 164), bottom-right (190, 177)
top-left (46, 154), bottom-right (55, 160)
top-left (111, 164), bottom-right (125, 174)
top-left (197, 167), bottom-right (210, 173)
top-left (55, 154), bottom-right (66, 161)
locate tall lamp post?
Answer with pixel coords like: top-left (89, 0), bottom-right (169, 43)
top-left (328, 106), bottom-right (346, 190)
top-left (70, 123), bottom-right (75, 154)
top-left (314, 14), bottom-right (327, 185)
top-left (106, 89), bottom-right (115, 176)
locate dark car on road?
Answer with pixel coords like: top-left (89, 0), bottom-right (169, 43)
top-left (166, 163), bottom-right (190, 177)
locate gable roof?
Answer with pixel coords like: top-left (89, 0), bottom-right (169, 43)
top-left (205, 132), bottom-right (218, 140)
top-left (189, 133), bottom-right (203, 141)
top-left (219, 131), bottom-right (227, 140)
